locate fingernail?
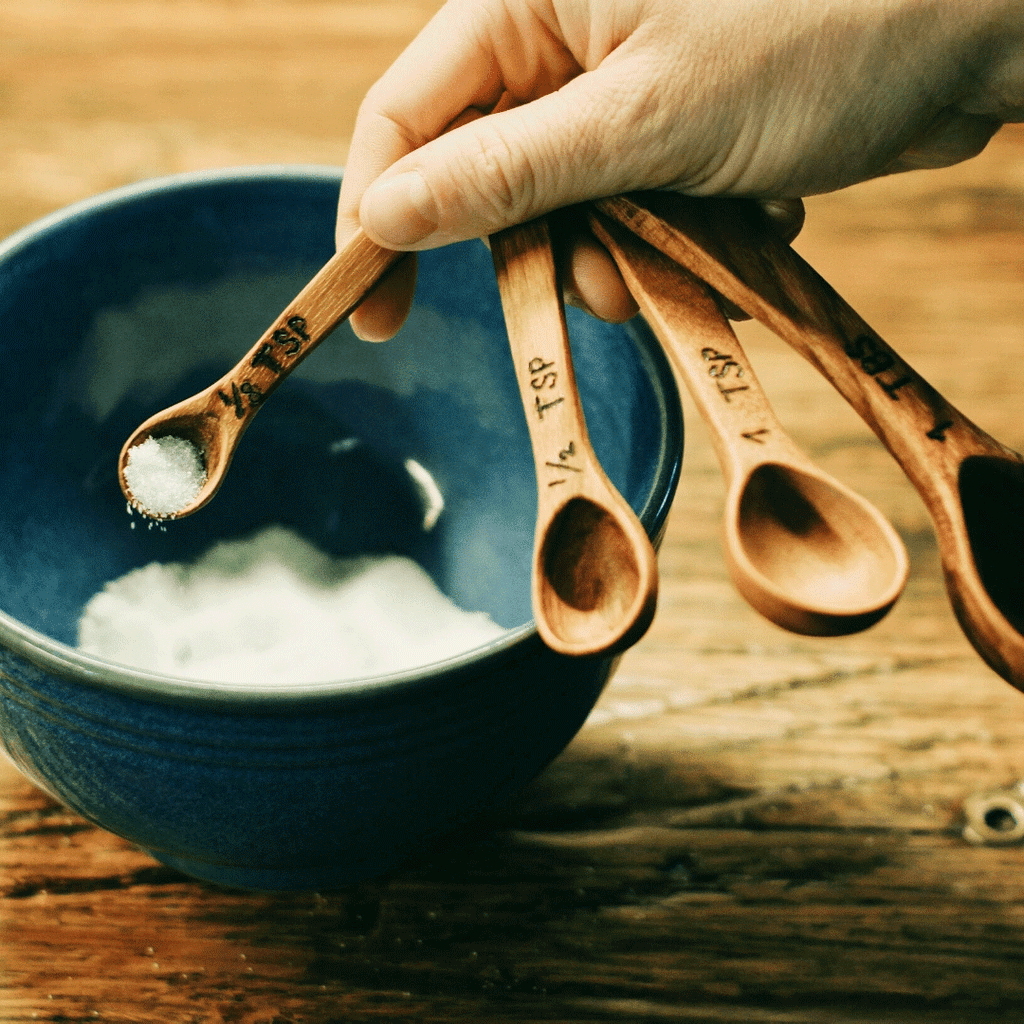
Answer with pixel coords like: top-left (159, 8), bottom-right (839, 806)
top-left (362, 171), bottom-right (438, 247)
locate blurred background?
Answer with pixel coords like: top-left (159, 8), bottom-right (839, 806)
top-left (0, 0), bottom-right (438, 237)
top-left (3, 2), bottom-right (1024, 1022)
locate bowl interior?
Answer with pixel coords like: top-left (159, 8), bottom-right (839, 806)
top-left (0, 168), bottom-right (679, 676)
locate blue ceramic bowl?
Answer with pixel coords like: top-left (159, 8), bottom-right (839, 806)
top-left (0, 166), bottom-right (682, 890)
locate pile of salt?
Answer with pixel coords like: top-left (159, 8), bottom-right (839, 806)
top-left (123, 435), bottom-right (206, 518)
top-left (77, 526), bottom-right (506, 685)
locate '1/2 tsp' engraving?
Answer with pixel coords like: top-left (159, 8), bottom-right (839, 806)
top-left (545, 441), bottom-right (582, 487)
top-left (528, 356), bottom-right (564, 420)
top-left (526, 355), bottom-right (578, 486)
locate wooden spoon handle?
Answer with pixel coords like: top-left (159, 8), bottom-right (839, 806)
top-left (588, 209), bottom-right (805, 479)
top-left (490, 217), bottom-right (602, 504)
top-left (206, 229), bottom-right (402, 427)
top-left (595, 193), bottom-right (1019, 490)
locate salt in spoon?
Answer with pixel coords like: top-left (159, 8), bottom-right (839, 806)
top-left (489, 216), bottom-right (658, 657)
top-left (599, 191), bottom-right (1024, 688)
top-left (591, 210), bottom-right (908, 636)
top-left (119, 228), bottom-right (401, 518)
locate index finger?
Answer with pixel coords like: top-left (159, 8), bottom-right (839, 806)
top-left (337, 0), bottom-right (580, 235)
top-left (337, 5), bottom-right (503, 233)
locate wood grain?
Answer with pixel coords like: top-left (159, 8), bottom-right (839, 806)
top-left (3, 2), bottom-right (1024, 1021)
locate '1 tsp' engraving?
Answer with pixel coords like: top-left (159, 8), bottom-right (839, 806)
top-left (702, 347), bottom-right (749, 400)
top-left (528, 356), bottom-right (564, 419)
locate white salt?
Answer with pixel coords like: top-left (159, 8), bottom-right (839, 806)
top-left (123, 435), bottom-right (206, 518)
top-left (76, 526), bottom-right (506, 685)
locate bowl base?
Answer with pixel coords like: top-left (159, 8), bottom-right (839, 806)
top-left (147, 848), bottom-right (395, 892)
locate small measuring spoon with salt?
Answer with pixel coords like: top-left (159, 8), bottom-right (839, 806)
top-left (119, 229), bottom-right (401, 519)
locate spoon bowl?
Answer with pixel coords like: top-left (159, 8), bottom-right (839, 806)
top-left (118, 395), bottom-right (237, 518)
top-left (600, 191), bottom-right (1024, 686)
top-left (592, 210), bottom-right (908, 635)
top-left (958, 455), bottom-right (1024, 636)
top-left (729, 461), bottom-right (908, 634)
top-left (490, 217), bottom-right (659, 656)
top-left (539, 495), bottom-right (646, 645)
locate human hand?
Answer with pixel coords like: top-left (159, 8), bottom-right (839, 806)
top-left (337, 0), bottom-right (1022, 341)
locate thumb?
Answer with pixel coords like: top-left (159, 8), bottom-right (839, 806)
top-left (358, 78), bottom-right (638, 249)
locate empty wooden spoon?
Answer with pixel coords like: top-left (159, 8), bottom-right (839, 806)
top-left (489, 216), bottom-right (658, 657)
top-left (119, 228), bottom-right (402, 519)
top-left (598, 191), bottom-right (1024, 688)
top-left (590, 210), bottom-right (908, 636)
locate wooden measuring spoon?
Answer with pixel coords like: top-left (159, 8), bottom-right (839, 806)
top-left (590, 210), bottom-right (908, 636)
top-left (489, 216), bottom-right (658, 657)
top-left (119, 229), bottom-right (402, 518)
top-left (598, 191), bottom-right (1024, 687)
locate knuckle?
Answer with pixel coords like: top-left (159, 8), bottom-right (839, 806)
top-left (457, 120), bottom-right (543, 225)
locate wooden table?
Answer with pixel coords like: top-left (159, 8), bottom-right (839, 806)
top-left (3, 3), bottom-right (1024, 1020)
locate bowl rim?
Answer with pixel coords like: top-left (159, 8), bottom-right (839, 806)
top-left (0, 164), bottom-right (683, 710)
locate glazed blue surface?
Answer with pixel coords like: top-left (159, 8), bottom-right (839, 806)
top-left (0, 167), bottom-right (682, 889)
